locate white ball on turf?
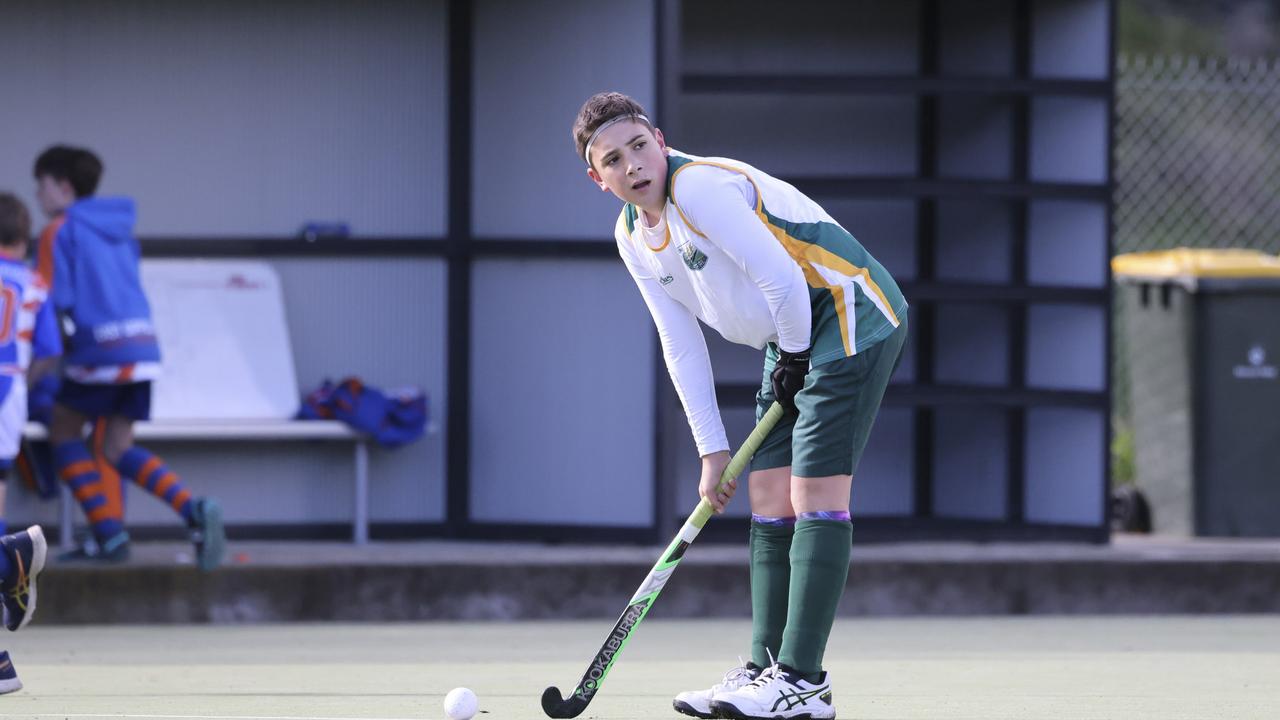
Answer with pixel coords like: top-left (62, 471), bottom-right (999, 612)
top-left (443, 687), bottom-right (478, 720)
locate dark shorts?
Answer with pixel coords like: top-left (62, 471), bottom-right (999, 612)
top-left (751, 316), bottom-right (909, 478)
top-left (56, 380), bottom-right (152, 421)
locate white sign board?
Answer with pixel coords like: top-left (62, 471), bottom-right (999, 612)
top-left (140, 260), bottom-right (299, 421)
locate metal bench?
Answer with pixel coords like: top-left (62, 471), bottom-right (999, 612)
top-left (22, 257), bottom-right (382, 549)
top-left (25, 420), bottom-right (372, 547)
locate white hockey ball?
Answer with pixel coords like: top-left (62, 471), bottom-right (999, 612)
top-left (443, 687), bottom-right (478, 720)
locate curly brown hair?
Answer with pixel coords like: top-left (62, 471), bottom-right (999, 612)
top-left (572, 92), bottom-right (652, 168)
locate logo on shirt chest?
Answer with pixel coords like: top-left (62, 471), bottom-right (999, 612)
top-left (659, 274), bottom-right (675, 286)
top-left (677, 239), bottom-right (708, 271)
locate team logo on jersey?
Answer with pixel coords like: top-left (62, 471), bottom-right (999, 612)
top-left (678, 240), bottom-right (708, 271)
top-left (659, 274), bottom-right (675, 286)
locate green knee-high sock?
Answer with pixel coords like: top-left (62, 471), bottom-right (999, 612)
top-left (750, 519), bottom-right (794, 668)
top-left (778, 518), bottom-right (852, 678)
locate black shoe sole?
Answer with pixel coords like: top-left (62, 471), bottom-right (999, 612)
top-left (673, 699), bottom-right (718, 719)
top-left (709, 700), bottom-right (835, 720)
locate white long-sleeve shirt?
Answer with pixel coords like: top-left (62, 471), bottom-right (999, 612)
top-left (615, 152), bottom-right (810, 455)
top-left (614, 149), bottom-right (907, 456)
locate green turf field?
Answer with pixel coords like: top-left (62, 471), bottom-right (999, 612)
top-left (1, 616), bottom-right (1276, 719)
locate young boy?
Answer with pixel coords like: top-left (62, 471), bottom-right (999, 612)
top-left (33, 145), bottom-right (225, 571)
top-left (0, 194), bottom-right (61, 538)
top-left (573, 93), bottom-right (908, 720)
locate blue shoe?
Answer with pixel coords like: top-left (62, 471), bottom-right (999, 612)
top-left (0, 526), bottom-right (47, 632)
top-left (191, 498), bottom-right (225, 572)
top-left (0, 651), bottom-right (21, 694)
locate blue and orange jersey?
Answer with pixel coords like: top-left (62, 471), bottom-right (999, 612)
top-left (0, 256), bottom-right (61, 401)
top-left (38, 197), bottom-right (160, 383)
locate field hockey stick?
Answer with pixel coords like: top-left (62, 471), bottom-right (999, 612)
top-left (541, 401), bottom-right (785, 719)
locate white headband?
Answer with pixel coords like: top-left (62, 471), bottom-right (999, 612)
top-left (583, 113), bottom-right (651, 166)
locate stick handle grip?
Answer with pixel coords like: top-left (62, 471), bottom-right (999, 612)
top-left (690, 402), bottom-right (785, 529)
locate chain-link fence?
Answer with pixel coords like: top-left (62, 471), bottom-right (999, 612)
top-left (1113, 54), bottom-right (1280, 487)
top-left (1116, 54), bottom-right (1280, 255)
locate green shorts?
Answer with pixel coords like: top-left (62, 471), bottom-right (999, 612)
top-left (750, 316), bottom-right (909, 478)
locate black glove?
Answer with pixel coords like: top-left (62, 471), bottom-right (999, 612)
top-left (770, 347), bottom-right (810, 412)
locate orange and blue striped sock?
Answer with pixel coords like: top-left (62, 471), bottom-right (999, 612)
top-left (54, 441), bottom-right (126, 543)
top-left (91, 418), bottom-right (127, 516)
top-left (116, 448), bottom-right (194, 525)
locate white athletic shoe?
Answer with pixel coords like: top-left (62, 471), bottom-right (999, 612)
top-left (673, 659), bottom-right (762, 719)
top-left (710, 663), bottom-right (836, 720)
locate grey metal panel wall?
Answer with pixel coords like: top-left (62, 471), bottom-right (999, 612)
top-left (472, 0), bottom-right (654, 239)
top-left (0, 0), bottom-right (446, 237)
top-left (682, 0), bottom-right (919, 75)
top-left (1026, 305), bottom-right (1106, 391)
top-left (933, 409), bottom-right (1008, 520)
top-left (1030, 97), bottom-right (1109, 183)
top-left (937, 200), bottom-right (1015, 284)
top-left (1024, 408), bottom-right (1105, 525)
top-left (1032, 0), bottom-right (1110, 79)
top-left (272, 258), bottom-right (447, 523)
top-left (939, 0), bottom-right (1015, 75)
top-left (469, 259), bottom-right (655, 526)
top-left (853, 408), bottom-right (915, 515)
top-left (679, 95), bottom-right (919, 177)
top-left (1028, 200), bottom-right (1108, 287)
top-left (935, 305), bottom-right (1011, 387)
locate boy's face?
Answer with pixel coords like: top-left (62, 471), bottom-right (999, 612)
top-left (35, 174), bottom-right (76, 218)
top-left (586, 120), bottom-right (668, 209)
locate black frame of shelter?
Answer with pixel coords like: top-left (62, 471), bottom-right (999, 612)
top-left (143, 0), bottom-right (1114, 545)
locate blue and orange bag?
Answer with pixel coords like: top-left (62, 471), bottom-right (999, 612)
top-left (298, 377), bottom-right (427, 448)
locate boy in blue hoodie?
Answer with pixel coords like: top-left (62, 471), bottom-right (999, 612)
top-left (33, 146), bottom-right (224, 570)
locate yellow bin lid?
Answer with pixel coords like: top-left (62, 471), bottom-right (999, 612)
top-left (1112, 248), bottom-right (1280, 284)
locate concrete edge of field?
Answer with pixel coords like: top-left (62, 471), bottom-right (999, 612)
top-left (40, 534), bottom-right (1280, 623)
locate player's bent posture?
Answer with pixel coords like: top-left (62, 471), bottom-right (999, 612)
top-left (32, 146), bottom-right (225, 570)
top-left (574, 93), bottom-right (908, 720)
